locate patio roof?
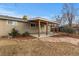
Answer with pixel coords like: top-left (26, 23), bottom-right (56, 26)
top-left (28, 17), bottom-right (58, 24)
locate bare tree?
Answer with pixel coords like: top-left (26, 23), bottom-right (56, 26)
top-left (76, 18), bottom-right (79, 28)
top-left (62, 3), bottom-right (75, 27)
top-left (55, 15), bottom-right (62, 26)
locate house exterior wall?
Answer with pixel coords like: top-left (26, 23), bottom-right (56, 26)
top-left (0, 19), bottom-right (52, 37)
top-left (14, 22), bottom-right (27, 34)
top-left (0, 20), bottom-right (27, 36)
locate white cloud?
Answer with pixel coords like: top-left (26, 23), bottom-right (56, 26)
top-left (0, 7), bottom-right (51, 20)
top-left (0, 7), bottom-right (23, 18)
top-left (0, 6), bottom-right (57, 21)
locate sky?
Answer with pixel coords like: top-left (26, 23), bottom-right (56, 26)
top-left (0, 3), bottom-right (79, 20)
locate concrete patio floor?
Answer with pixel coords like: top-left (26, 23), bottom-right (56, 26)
top-left (30, 32), bottom-right (56, 38)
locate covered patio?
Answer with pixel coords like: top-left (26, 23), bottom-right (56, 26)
top-left (28, 18), bottom-right (57, 38)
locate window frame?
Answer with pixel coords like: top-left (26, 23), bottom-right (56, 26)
top-left (7, 20), bottom-right (17, 25)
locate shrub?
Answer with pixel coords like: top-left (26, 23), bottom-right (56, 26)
top-left (9, 28), bottom-right (20, 38)
top-left (59, 26), bottom-right (75, 34)
top-left (22, 32), bottom-right (30, 37)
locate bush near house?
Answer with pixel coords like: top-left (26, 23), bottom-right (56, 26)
top-left (22, 32), bottom-right (30, 37)
top-left (9, 28), bottom-right (20, 38)
top-left (9, 28), bottom-right (31, 38)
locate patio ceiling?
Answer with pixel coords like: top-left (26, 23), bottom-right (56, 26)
top-left (28, 19), bottom-right (54, 24)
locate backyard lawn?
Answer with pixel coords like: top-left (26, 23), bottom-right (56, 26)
top-left (0, 34), bottom-right (79, 56)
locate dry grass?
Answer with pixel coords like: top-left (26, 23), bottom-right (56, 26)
top-left (0, 38), bottom-right (79, 56)
top-left (52, 32), bottom-right (79, 39)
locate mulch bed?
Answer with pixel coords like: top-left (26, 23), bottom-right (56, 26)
top-left (16, 35), bottom-right (36, 39)
top-left (0, 35), bottom-right (36, 40)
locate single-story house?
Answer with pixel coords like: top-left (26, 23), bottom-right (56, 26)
top-left (0, 15), bottom-right (58, 37)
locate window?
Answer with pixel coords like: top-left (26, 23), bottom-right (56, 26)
top-left (31, 24), bottom-right (36, 27)
top-left (41, 24), bottom-right (44, 28)
top-left (7, 21), bottom-right (16, 25)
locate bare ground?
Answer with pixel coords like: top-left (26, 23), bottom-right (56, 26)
top-left (0, 34), bottom-right (79, 56)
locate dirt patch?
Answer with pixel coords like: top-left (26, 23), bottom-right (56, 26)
top-left (0, 34), bottom-right (79, 55)
top-left (40, 36), bottom-right (79, 45)
top-left (40, 33), bottom-right (79, 45)
top-left (0, 39), bottom-right (79, 56)
top-left (0, 39), bottom-right (17, 47)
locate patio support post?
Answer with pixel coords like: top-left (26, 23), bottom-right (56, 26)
top-left (38, 20), bottom-right (40, 38)
top-left (29, 22), bottom-right (31, 32)
top-left (46, 22), bottom-right (48, 36)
